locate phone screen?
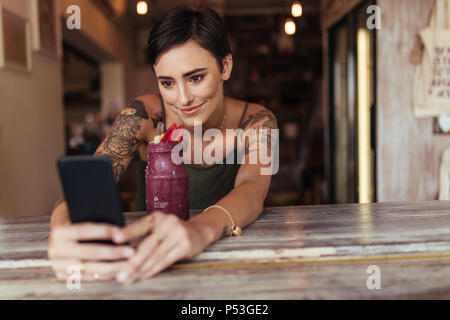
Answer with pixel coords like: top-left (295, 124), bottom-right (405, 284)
top-left (57, 156), bottom-right (125, 244)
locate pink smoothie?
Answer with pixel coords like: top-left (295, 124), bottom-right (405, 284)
top-left (145, 141), bottom-right (189, 220)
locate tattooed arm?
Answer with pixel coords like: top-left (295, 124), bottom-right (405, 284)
top-left (189, 105), bottom-right (278, 242)
top-left (50, 99), bottom-right (153, 228)
top-left (93, 100), bottom-right (150, 182)
top-left (47, 96), bottom-right (170, 283)
top-left (240, 109), bottom-right (278, 156)
top-left (106, 103), bottom-right (279, 285)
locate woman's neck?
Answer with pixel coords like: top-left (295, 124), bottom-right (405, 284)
top-left (203, 97), bottom-right (227, 132)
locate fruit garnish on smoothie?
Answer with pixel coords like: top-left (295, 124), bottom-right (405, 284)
top-left (153, 124), bottom-right (184, 144)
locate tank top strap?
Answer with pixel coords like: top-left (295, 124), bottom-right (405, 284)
top-left (159, 94), bottom-right (167, 131)
top-left (238, 102), bottom-right (250, 129)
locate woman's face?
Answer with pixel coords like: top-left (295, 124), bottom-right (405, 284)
top-left (154, 40), bottom-right (232, 128)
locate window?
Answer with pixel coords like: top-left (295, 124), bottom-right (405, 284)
top-left (328, 1), bottom-right (376, 204)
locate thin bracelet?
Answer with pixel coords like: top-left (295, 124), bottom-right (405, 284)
top-left (204, 205), bottom-right (242, 236)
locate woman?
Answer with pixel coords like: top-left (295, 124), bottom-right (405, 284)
top-left (48, 6), bottom-right (277, 285)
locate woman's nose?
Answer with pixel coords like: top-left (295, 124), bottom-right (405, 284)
top-left (177, 84), bottom-right (193, 106)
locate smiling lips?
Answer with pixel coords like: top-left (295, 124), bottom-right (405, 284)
top-left (181, 102), bottom-right (205, 115)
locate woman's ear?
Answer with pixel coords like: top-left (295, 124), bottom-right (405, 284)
top-left (221, 54), bottom-right (233, 81)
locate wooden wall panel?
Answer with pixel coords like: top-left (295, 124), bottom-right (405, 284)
top-left (322, 0), bottom-right (449, 202)
top-left (376, 0), bottom-right (450, 201)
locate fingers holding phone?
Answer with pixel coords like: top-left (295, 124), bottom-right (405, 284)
top-left (48, 222), bottom-right (135, 282)
top-left (50, 156), bottom-right (131, 282)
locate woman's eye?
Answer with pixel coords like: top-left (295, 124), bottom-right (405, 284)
top-left (161, 81), bottom-right (173, 88)
top-left (190, 74), bottom-right (204, 83)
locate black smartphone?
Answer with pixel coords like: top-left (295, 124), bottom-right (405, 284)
top-left (57, 156), bottom-right (125, 245)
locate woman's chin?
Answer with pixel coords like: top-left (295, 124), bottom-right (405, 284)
top-left (180, 117), bottom-right (205, 128)
top-left (178, 110), bottom-right (209, 127)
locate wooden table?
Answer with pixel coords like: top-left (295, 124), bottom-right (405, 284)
top-left (1, 201), bottom-right (450, 299)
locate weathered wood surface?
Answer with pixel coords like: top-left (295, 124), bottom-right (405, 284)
top-left (1, 258), bottom-right (450, 299)
top-left (1, 201), bottom-right (450, 299)
top-left (2, 201), bottom-right (450, 262)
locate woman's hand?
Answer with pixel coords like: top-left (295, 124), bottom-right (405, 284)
top-left (48, 222), bottom-right (136, 282)
top-left (112, 211), bottom-right (210, 285)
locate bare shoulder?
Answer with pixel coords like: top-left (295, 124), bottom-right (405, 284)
top-left (239, 102), bottom-right (278, 130)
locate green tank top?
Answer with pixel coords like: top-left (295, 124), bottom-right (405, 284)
top-left (133, 97), bottom-right (249, 211)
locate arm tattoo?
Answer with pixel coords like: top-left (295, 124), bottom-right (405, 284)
top-left (94, 150), bottom-right (125, 182)
top-left (241, 110), bottom-right (278, 155)
top-left (95, 99), bottom-right (148, 182)
top-left (127, 100), bottom-right (149, 119)
top-left (241, 109), bottom-right (278, 131)
top-left (103, 100), bottom-right (147, 157)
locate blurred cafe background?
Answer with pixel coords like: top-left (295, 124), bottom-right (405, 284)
top-left (0, 0), bottom-right (447, 217)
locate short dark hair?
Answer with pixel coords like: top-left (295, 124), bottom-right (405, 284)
top-left (147, 6), bottom-right (232, 71)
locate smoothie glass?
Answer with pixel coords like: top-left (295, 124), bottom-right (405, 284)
top-left (145, 141), bottom-right (189, 220)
